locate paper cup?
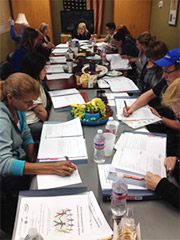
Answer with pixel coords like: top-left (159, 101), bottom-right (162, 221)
top-left (103, 133), bottom-right (116, 157)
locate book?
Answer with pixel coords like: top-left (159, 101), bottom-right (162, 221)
top-left (37, 118), bottom-right (88, 164)
top-left (98, 164), bottom-right (160, 202)
top-left (12, 188), bottom-right (113, 240)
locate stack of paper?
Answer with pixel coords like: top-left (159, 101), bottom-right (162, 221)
top-left (46, 73), bottom-right (73, 80)
top-left (37, 118), bottom-right (88, 163)
top-left (12, 190), bottom-right (113, 240)
top-left (113, 131), bottom-right (166, 178)
top-left (55, 43), bottom-right (68, 48)
top-left (115, 97), bottom-right (161, 128)
top-left (105, 92), bottom-right (129, 106)
top-left (106, 54), bottom-right (132, 70)
top-left (49, 56), bottom-right (66, 64)
top-left (105, 76), bottom-right (139, 93)
top-left (49, 88), bottom-right (85, 109)
top-left (46, 64), bottom-right (64, 73)
top-left (52, 48), bottom-right (68, 55)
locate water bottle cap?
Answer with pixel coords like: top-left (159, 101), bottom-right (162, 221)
top-left (97, 129), bottom-right (103, 134)
top-left (28, 228), bottom-right (38, 237)
top-left (109, 117), bottom-right (113, 121)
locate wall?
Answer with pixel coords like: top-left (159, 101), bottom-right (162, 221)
top-left (0, 31), bottom-right (16, 62)
top-left (102, 0), bottom-right (114, 34)
top-left (150, 0), bottom-right (180, 49)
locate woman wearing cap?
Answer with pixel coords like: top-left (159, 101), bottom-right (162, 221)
top-left (145, 78), bottom-right (180, 209)
top-left (72, 22), bottom-right (91, 40)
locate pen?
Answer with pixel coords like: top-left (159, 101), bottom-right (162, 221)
top-left (124, 100), bottom-right (128, 112)
top-left (65, 156), bottom-right (71, 164)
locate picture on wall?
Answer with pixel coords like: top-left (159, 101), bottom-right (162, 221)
top-left (168, 0), bottom-right (179, 25)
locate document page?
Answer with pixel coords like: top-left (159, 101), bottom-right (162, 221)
top-left (37, 169), bottom-right (82, 189)
top-left (52, 48), bottom-right (68, 55)
top-left (88, 191), bottom-right (113, 239)
top-left (49, 56), bottom-right (66, 64)
top-left (55, 43), bottom-right (68, 48)
top-left (112, 132), bottom-right (166, 178)
top-left (38, 137), bottom-right (87, 160)
top-left (105, 77), bottom-right (139, 92)
top-left (106, 54), bottom-right (132, 70)
top-left (49, 88), bottom-right (79, 97)
top-left (46, 64), bottom-right (64, 73)
top-left (46, 73), bottom-right (73, 80)
top-left (115, 98), bottom-right (161, 120)
top-left (13, 195), bottom-right (91, 240)
top-left (51, 93), bottom-right (85, 109)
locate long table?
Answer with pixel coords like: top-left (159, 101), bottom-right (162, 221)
top-left (46, 89), bottom-right (179, 239)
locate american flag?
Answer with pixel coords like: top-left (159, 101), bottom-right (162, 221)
top-left (63, 0), bottom-right (105, 35)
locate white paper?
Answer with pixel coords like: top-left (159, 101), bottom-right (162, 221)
top-left (115, 98), bottom-right (161, 120)
top-left (55, 43), bottom-right (68, 48)
top-left (51, 93), bottom-right (85, 109)
top-left (97, 79), bottom-right (110, 88)
top-left (88, 191), bottom-right (113, 239)
top-left (106, 54), bottom-right (132, 70)
top-left (52, 48), bottom-right (68, 55)
top-left (49, 88), bottom-right (79, 97)
top-left (41, 118), bottom-right (83, 139)
top-left (38, 137), bottom-right (87, 160)
top-left (46, 64), bottom-right (64, 73)
top-left (37, 169), bottom-right (82, 189)
top-left (122, 119), bottom-right (161, 129)
top-left (49, 56), bottom-right (66, 64)
top-left (105, 92), bottom-right (129, 100)
top-left (105, 77), bottom-right (139, 92)
top-left (112, 132), bottom-right (166, 178)
top-left (46, 73), bottom-right (73, 80)
top-left (13, 195), bottom-right (91, 240)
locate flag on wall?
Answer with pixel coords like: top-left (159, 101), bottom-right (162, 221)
top-left (63, 0), bottom-right (105, 35)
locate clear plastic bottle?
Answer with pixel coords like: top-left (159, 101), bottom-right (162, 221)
top-left (94, 129), bottom-right (105, 164)
top-left (105, 117), bottom-right (117, 135)
top-left (111, 172), bottom-right (128, 218)
top-left (67, 35), bottom-right (73, 59)
top-left (101, 48), bottom-right (106, 65)
top-left (24, 228), bottom-right (43, 240)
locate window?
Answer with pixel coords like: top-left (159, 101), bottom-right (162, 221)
top-left (0, 0), bottom-right (11, 33)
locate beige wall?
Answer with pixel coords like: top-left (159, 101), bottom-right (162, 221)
top-left (150, 0), bottom-right (180, 49)
top-left (0, 31), bottom-right (16, 62)
top-left (102, 0), bottom-right (114, 34)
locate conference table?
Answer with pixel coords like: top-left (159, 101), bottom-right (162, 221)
top-left (31, 87), bottom-right (179, 240)
top-left (32, 48), bottom-right (180, 239)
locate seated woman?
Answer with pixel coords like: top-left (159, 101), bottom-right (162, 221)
top-left (0, 73), bottom-right (76, 182)
top-left (72, 22), bottom-right (91, 40)
top-left (96, 22), bottom-right (116, 43)
top-left (140, 41), bottom-right (168, 92)
top-left (113, 28), bottom-right (139, 57)
top-left (12, 27), bottom-right (39, 72)
top-left (39, 22), bottom-right (55, 49)
top-left (128, 32), bottom-right (156, 76)
top-left (20, 52), bottom-right (50, 140)
top-left (145, 77), bottom-right (180, 209)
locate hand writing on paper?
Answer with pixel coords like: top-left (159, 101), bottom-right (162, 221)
top-left (145, 171), bottom-right (161, 191)
top-left (52, 162), bottom-right (76, 176)
top-left (164, 156), bottom-right (178, 174)
top-left (123, 106), bottom-right (134, 117)
top-left (148, 106), bottom-right (161, 118)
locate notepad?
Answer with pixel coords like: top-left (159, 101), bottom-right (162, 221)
top-left (46, 73), bottom-right (73, 80)
top-left (105, 76), bottom-right (139, 92)
top-left (37, 118), bottom-right (88, 163)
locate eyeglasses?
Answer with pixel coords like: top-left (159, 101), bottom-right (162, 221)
top-left (162, 68), bottom-right (177, 75)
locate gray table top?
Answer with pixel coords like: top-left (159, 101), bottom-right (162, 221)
top-left (37, 89), bottom-right (180, 240)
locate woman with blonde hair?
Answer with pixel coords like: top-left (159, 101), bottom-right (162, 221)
top-left (39, 22), bottom-right (55, 49)
top-left (72, 22), bottom-right (91, 40)
top-left (145, 78), bottom-right (180, 209)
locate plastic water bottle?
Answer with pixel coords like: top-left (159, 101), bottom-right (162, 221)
top-left (105, 117), bottom-right (117, 135)
top-left (101, 48), bottom-right (107, 65)
top-left (111, 172), bottom-right (128, 218)
top-left (94, 129), bottom-right (105, 164)
top-left (24, 228), bottom-right (43, 240)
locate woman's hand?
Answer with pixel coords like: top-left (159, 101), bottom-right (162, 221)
top-left (148, 106), bottom-right (161, 118)
top-left (52, 161), bottom-right (76, 176)
top-left (128, 58), bottom-right (137, 65)
top-left (145, 171), bottom-right (161, 191)
top-left (123, 106), bottom-right (134, 117)
top-left (164, 156), bottom-right (178, 174)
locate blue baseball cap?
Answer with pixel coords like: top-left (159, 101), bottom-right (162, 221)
top-left (154, 48), bottom-right (180, 67)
